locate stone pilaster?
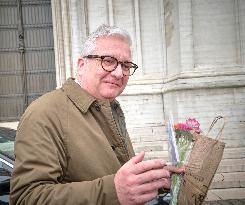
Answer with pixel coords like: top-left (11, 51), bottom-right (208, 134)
top-left (51, 0), bottom-right (73, 87)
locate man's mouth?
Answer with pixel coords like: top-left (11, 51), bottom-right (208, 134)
top-left (104, 81), bottom-right (121, 87)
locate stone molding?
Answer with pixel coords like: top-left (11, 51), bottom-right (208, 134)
top-left (122, 69), bottom-right (245, 96)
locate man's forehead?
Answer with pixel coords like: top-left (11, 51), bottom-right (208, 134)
top-left (94, 36), bottom-right (132, 58)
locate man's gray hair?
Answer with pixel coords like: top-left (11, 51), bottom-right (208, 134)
top-left (81, 24), bottom-right (132, 57)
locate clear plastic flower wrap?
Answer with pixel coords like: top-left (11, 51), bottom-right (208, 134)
top-left (167, 117), bottom-right (201, 205)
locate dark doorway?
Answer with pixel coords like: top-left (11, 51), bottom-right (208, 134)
top-left (0, 0), bottom-right (56, 121)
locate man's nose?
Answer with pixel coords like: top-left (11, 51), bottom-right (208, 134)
top-left (111, 63), bottom-right (124, 78)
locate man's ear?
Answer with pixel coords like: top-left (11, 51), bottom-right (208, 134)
top-left (77, 57), bottom-right (85, 74)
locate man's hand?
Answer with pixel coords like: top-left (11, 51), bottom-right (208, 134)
top-left (114, 151), bottom-right (185, 205)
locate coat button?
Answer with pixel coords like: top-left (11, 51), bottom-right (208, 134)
top-left (112, 103), bottom-right (118, 110)
top-left (95, 104), bottom-right (101, 111)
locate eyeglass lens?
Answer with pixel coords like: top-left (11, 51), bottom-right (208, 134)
top-left (101, 56), bottom-right (134, 76)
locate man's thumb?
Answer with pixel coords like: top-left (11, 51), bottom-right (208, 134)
top-left (131, 151), bottom-right (145, 165)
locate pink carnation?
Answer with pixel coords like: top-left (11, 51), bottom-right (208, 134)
top-left (186, 118), bottom-right (201, 134)
top-left (174, 123), bottom-right (192, 131)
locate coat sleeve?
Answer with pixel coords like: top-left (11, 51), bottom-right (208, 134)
top-left (10, 102), bottom-right (120, 205)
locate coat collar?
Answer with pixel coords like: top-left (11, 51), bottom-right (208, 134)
top-left (62, 78), bottom-right (120, 113)
top-left (62, 78), bottom-right (96, 113)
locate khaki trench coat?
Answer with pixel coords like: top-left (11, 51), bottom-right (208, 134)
top-left (10, 78), bottom-right (135, 205)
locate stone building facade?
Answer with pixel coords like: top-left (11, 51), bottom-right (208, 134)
top-left (50, 0), bottom-right (245, 201)
top-left (1, 0), bottom-right (244, 202)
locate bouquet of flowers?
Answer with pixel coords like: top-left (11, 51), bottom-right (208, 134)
top-left (167, 118), bottom-right (201, 205)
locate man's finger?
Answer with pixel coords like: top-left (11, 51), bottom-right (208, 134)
top-left (128, 151), bottom-right (145, 166)
top-left (165, 165), bottom-right (186, 174)
top-left (136, 169), bottom-right (171, 185)
top-left (131, 159), bottom-right (167, 175)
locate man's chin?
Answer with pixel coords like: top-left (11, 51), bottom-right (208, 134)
top-left (101, 91), bottom-right (121, 101)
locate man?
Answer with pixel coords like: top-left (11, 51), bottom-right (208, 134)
top-left (10, 24), bottom-right (184, 205)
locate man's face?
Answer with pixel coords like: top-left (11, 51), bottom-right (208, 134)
top-left (77, 36), bottom-right (131, 101)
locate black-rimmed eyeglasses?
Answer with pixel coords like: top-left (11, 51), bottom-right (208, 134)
top-left (83, 55), bottom-right (138, 76)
